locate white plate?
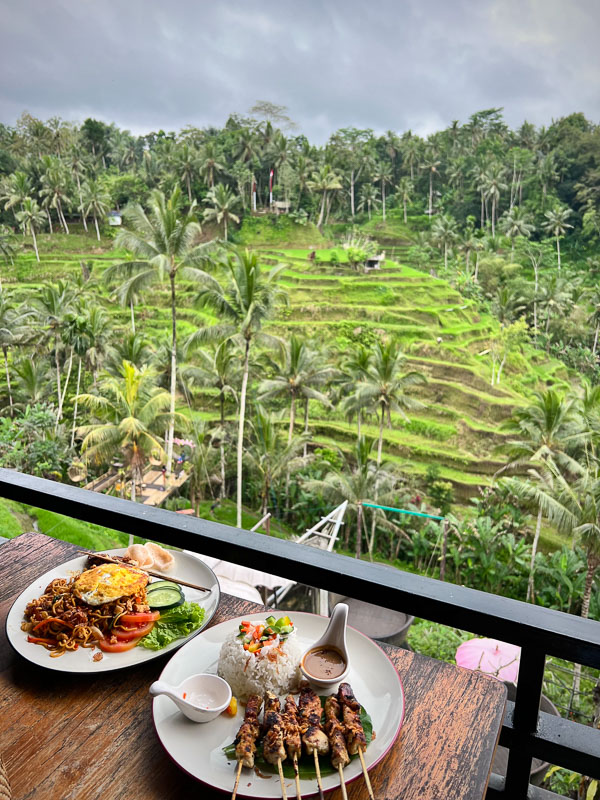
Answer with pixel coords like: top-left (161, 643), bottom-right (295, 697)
top-left (5, 548), bottom-right (220, 673)
top-left (152, 610), bottom-right (405, 798)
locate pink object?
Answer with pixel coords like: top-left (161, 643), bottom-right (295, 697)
top-left (455, 638), bottom-right (521, 683)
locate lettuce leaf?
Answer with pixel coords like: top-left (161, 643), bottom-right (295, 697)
top-left (138, 601), bottom-right (205, 650)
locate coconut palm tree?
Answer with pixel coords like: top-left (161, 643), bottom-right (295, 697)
top-left (13, 356), bottom-right (53, 407)
top-left (16, 198), bottom-right (45, 262)
top-left (78, 361), bottom-right (175, 517)
top-left (202, 184), bottom-right (240, 242)
top-left (186, 338), bottom-right (240, 498)
top-left (307, 165), bottom-right (343, 229)
top-left (189, 247), bottom-right (288, 527)
top-left (105, 188), bottom-right (210, 475)
top-left (245, 406), bottom-right (307, 515)
top-left (357, 183), bottom-right (380, 221)
top-left (373, 163), bottom-right (393, 221)
top-left (400, 135), bottom-right (420, 181)
top-left (497, 390), bottom-right (581, 601)
top-left (396, 177), bottom-right (413, 224)
top-left (304, 436), bottom-right (405, 559)
top-left (106, 332), bottom-right (154, 375)
top-left (431, 214), bottom-right (458, 269)
top-left (354, 340), bottom-right (426, 466)
top-left (0, 291), bottom-right (33, 415)
top-left (176, 143), bottom-right (199, 203)
top-left (2, 171), bottom-right (32, 217)
top-left (82, 179), bottom-right (110, 241)
top-left (586, 285), bottom-right (600, 355)
top-left (419, 149), bottom-right (441, 216)
top-left (542, 206), bottom-right (573, 271)
top-left (40, 161), bottom-right (72, 234)
top-left (500, 206), bottom-right (535, 259)
top-left (68, 146), bottom-right (89, 231)
top-left (200, 141), bottom-right (225, 188)
top-left (482, 166), bottom-right (508, 236)
top-left (339, 344), bottom-right (372, 439)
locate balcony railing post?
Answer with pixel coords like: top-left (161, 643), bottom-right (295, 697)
top-left (504, 646), bottom-right (546, 797)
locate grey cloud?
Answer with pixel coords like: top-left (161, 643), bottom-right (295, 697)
top-left (0, 0), bottom-right (599, 141)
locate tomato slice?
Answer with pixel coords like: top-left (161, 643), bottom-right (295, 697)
top-left (119, 611), bottom-right (160, 626)
top-left (114, 621), bottom-right (155, 641)
top-left (97, 636), bottom-right (142, 652)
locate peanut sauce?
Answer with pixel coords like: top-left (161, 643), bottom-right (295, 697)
top-left (302, 646), bottom-right (346, 679)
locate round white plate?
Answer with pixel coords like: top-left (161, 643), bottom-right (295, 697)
top-left (152, 610), bottom-right (405, 798)
top-left (5, 548), bottom-right (220, 672)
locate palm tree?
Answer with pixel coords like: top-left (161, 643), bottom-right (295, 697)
top-left (177, 143), bottom-right (198, 203)
top-left (339, 344), bottom-right (372, 439)
top-left (542, 206), bottom-right (573, 271)
top-left (78, 361), bottom-right (175, 519)
top-left (13, 356), bottom-right (53, 407)
top-left (258, 335), bottom-right (332, 446)
top-left (400, 135), bottom-right (420, 181)
top-left (0, 225), bottom-right (17, 271)
top-left (373, 163), bottom-right (393, 221)
top-left (200, 141), bottom-right (224, 188)
top-left (353, 340), bottom-right (426, 466)
top-left (68, 146), bottom-right (89, 231)
top-left (0, 291), bottom-right (33, 416)
top-left (105, 188), bottom-right (208, 475)
top-left (186, 338), bottom-right (240, 499)
top-left (419, 150), bottom-right (441, 216)
top-left (586, 285), bottom-right (600, 355)
top-left (307, 165), bottom-right (343, 229)
top-left (500, 207), bottom-right (535, 259)
top-left (2, 171), bottom-right (32, 217)
top-left (431, 214), bottom-right (458, 269)
top-left (82, 179), bottom-right (110, 241)
top-left (482, 166), bottom-right (508, 236)
top-left (202, 184), bottom-right (240, 242)
top-left (396, 177), bottom-right (413, 224)
top-left (304, 436), bottom-right (404, 559)
top-left (106, 332), bottom-right (154, 375)
top-left (40, 161), bottom-right (72, 234)
top-left (497, 390), bottom-right (580, 601)
top-left (245, 406), bottom-right (307, 515)
top-left (16, 199), bottom-right (45, 262)
top-left (357, 184), bottom-right (380, 220)
top-left (538, 275), bottom-right (572, 337)
top-left (190, 247), bottom-right (288, 527)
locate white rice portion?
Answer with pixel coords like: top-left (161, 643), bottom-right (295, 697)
top-left (217, 629), bottom-right (302, 702)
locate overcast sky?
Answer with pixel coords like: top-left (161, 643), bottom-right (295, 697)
top-left (1, 0), bottom-right (599, 142)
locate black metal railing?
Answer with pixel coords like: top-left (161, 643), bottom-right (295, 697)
top-left (1, 469), bottom-right (599, 800)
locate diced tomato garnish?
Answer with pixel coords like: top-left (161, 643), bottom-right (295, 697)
top-left (114, 621), bottom-right (155, 641)
top-left (253, 625), bottom-right (264, 640)
top-left (119, 611), bottom-right (160, 626)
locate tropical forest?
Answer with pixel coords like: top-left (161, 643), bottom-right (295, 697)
top-left (1, 106), bottom-right (600, 790)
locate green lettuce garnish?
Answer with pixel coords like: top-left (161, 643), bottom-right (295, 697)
top-left (138, 601), bottom-right (205, 650)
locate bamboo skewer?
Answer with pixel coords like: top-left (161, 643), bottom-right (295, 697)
top-left (277, 759), bottom-right (288, 800)
top-left (313, 751), bottom-right (325, 800)
top-left (231, 760), bottom-right (243, 800)
top-left (337, 764), bottom-right (348, 800)
top-left (292, 754), bottom-right (302, 800)
top-left (357, 748), bottom-right (375, 800)
top-left (84, 551), bottom-right (212, 592)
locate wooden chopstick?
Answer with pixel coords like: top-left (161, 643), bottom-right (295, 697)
top-left (83, 551), bottom-right (213, 593)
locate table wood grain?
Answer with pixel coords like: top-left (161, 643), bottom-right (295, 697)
top-left (0, 533), bottom-right (506, 800)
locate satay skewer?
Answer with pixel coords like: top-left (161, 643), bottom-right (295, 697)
top-left (338, 683), bottom-right (375, 800)
top-left (263, 692), bottom-right (288, 800)
top-left (282, 695), bottom-right (302, 800)
top-left (324, 695), bottom-right (350, 800)
top-left (297, 683), bottom-right (328, 800)
top-left (232, 694), bottom-right (262, 800)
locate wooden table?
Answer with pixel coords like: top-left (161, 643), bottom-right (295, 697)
top-left (0, 533), bottom-right (507, 800)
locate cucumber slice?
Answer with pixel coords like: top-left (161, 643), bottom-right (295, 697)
top-left (147, 580), bottom-right (181, 593)
top-left (147, 587), bottom-right (185, 611)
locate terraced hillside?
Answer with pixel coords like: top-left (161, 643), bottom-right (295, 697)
top-left (2, 229), bottom-right (570, 503)
top-left (257, 246), bottom-right (569, 500)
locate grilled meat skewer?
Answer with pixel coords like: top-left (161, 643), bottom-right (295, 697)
top-left (324, 695), bottom-right (350, 768)
top-left (337, 683), bottom-right (374, 800)
top-left (262, 692), bottom-right (287, 765)
top-left (282, 694), bottom-right (302, 800)
top-left (298, 682), bottom-right (329, 755)
top-left (234, 694), bottom-right (263, 769)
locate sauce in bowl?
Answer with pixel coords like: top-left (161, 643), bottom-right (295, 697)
top-left (302, 646), bottom-right (347, 680)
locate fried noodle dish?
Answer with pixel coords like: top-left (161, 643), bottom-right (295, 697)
top-left (21, 562), bottom-right (156, 658)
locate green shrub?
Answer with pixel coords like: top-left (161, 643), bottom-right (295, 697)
top-left (408, 619), bottom-right (475, 661)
